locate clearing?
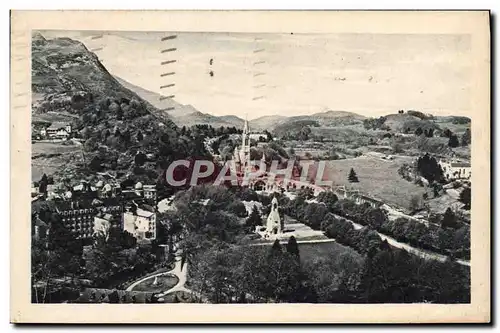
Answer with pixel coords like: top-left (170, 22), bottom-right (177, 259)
top-left (31, 141), bottom-right (82, 182)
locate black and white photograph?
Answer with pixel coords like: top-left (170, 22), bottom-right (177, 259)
top-left (10, 10), bottom-right (490, 323)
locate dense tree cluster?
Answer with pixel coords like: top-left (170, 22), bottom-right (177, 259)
top-left (189, 239), bottom-right (316, 303)
top-left (416, 153), bottom-right (444, 183)
top-left (363, 116), bottom-right (388, 131)
top-left (281, 194), bottom-right (470, 303)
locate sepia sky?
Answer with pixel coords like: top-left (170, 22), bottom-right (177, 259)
top-left (41, 31), bottom-right (472, 119)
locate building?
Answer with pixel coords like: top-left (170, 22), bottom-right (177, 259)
top-left (249, 133), bottom-right (267, 142)
top-left (123, 203), bottom-right (157, 242)
top-left (439, 160), bottom-right (471, 181)
top-left (266, 197), bottom-right (282, 235)
top-left (120, 182), bottom-right (157, 204)
top-left (333, 186), bottom-right (383, 209)
top-left (233, 118), bottom-right (251, 175)
top-left (32, 214), bottom-right (49, 242)
top-left (55, 201), bottom-right (97, 241)
top-left (43, 122), bottom-right (72, 140)
top-left (93, 213), bottom-right (113, 241)
top-left (143, 185), bottom-right (157, 202)
top-left (55, 199), bottom-right (122, 241)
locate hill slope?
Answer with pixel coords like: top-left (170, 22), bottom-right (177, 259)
top-left (114, 76), bottom-right (244, 128)
top-left (31, 32), bottom-right (206, 187)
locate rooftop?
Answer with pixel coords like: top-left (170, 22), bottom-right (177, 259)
top-left (450, 162), bottom-right (471, 168)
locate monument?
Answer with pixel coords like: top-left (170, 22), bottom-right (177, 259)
top-left (266, 197), bottom-right (282, 235)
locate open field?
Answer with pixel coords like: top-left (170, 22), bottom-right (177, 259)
top-left (32, 110), bottom-right (79, 124)
top-left (321, 155), bottom-right (426, 210)
top-left (298, 241), bottom-right (363, 266)
top-left (31, 141), bottom-right (82, 182)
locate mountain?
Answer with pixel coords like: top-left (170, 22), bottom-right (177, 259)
top-left (114, 76), bottom-right (244, 128)
top-left (250, 110), bottom-right (365, 132)
top-left (249, 115), bottom-right (289, 131)
top-left (31, 33), bottom-right (205, 187)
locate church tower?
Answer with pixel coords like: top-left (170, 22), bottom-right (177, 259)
top-left (266, 197), bottom-right (282, 235)
top-left (237, 116), bottom-right (251, 175)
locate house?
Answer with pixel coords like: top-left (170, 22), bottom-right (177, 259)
top-left (93, 213), bottom-right (113, 241)
top-left (249, 133), bottom-right (267, 142)
top-left (439, 160), bottom-right (471, 180)
top-left (123, 203), bottom-right (156, 241)
top-left (333, 186), bottom-right (383, 208)
top-left (32, 214), bottom-right (49, 242)
top-left (143, 185), bottom-right (157, 202)
top-left (43, 122), bottom-right (72, 140)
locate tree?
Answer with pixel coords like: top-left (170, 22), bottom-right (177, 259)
top-left (84, 137), bottom-right (99, 152)
top-left (461, 128), bottom-right (471, 146)
top-left (348, 168), bottom-right (359, 183)
top-left (270, 239), bottom-right (282, 255)
top-left (245, 206), bottom-right (261, 230)
top-left (415, 127), bottom-right (423, 136)
top-left (448, 134), bottom-right (459, 148)
top-left (317, 191), bottom-right (338, 211)
top-left (459, 187), bottom-right (471, 210)
top-left (286, 236), bottom-right (300, 259)
top-left (417, 154), bottom-right (444, 183)
top-left (137, 131), bottom-right (144, 142)
top-left (134, 152), bottom-right (147, 166)
top-left (441, 208), bottom-right (458, 229)
top-left (442, 128), bottom-right (452, 138)
top-left (39, 173), bottom-right (48, 194)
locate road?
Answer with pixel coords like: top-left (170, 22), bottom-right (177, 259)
top-left (332, 213), bottom-right (470, 267)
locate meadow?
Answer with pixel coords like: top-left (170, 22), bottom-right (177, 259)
top-left (321, 155), bottom-right (426, 210)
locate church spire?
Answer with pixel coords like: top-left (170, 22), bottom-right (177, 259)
top-left (243, 113), bottom-right (249, 135)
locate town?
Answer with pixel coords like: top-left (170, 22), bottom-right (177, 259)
top-left (30, 32), bottom-right (472, 305)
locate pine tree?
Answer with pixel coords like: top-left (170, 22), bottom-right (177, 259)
top-left (286, 236), bottom-right (300, 259)
top-left (39, 173), bottom-right (48, 194)
top-left (448, 134), bottom-right (459, 148)
top-left (270, 239), bottom-right (282, 255)
top-left (415, 127), bottom-right (423, 136)
top-left (348, 168), bottom-right (359, 183)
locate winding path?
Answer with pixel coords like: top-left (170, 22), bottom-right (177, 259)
top-left (126, 255), bottom-right (191, 295)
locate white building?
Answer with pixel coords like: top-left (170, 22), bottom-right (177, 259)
top-left (123, 204), bottom-right (156, 241)
top-left (266, 197), bottom-right (282, 235)
top-left (439, 160), bottom-right (471, 181)
top-left (93, 214), bottom-right (113, 241)
top-left (43, 122), bottom-right (72, 140)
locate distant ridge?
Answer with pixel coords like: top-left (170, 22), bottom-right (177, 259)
top-left (114, 76), bottom-right (245, 128)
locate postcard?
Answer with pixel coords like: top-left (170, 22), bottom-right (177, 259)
top-left (10, 10), bottom-right (490, 323)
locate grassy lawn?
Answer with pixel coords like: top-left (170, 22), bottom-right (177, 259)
top-left (131, 274), bottom-right (179, 293)
top-left (319, 155), bottom-right (426, 210)
top-left (298, 241), bottom-right (363, 266)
